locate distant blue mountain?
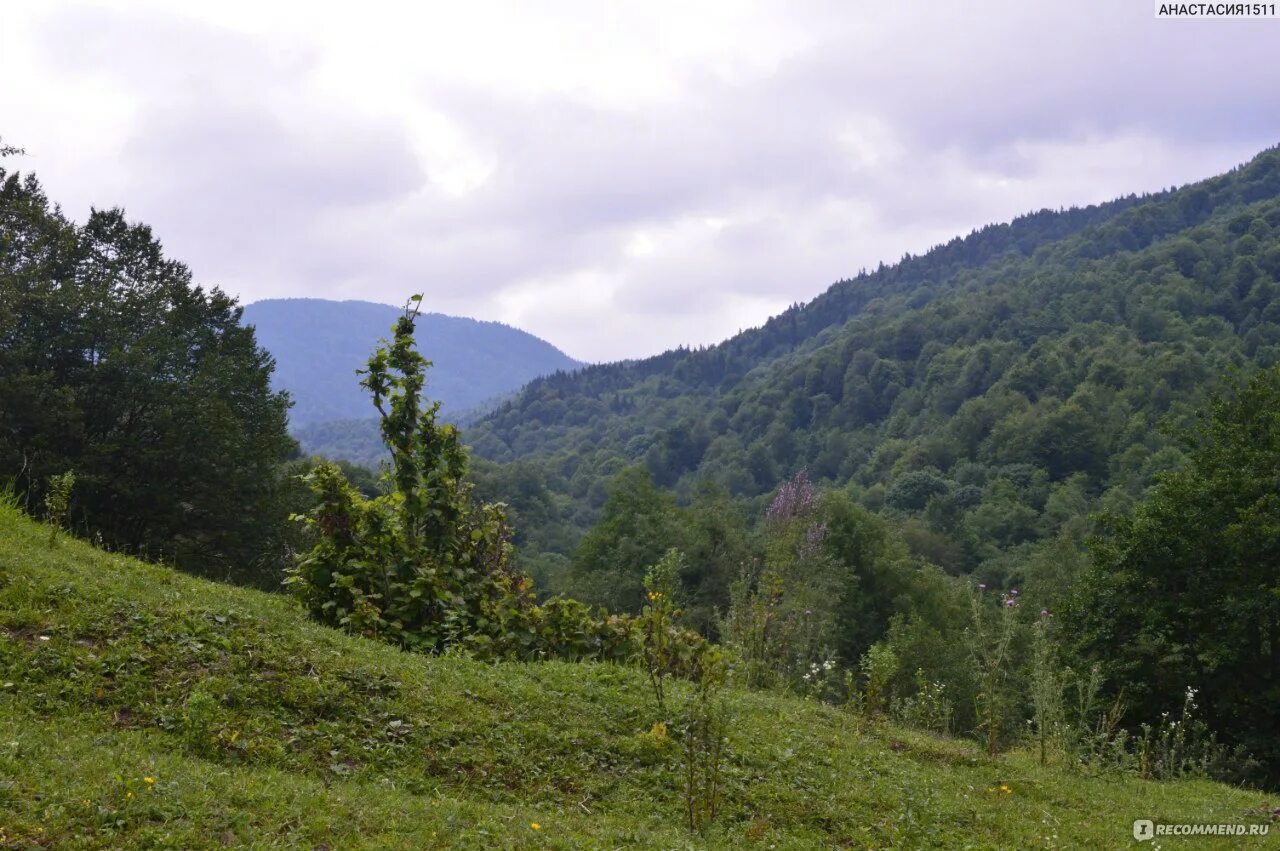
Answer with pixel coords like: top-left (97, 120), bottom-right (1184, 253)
top-left (242, 298), bottom-right (583, 428)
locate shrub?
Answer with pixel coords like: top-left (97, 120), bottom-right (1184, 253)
top-left (859, 642), bottom-right (899, 717)
top-left (680, 644), bottom-right (730, 833)
top-left (43, 470), bottom-right (74, 544)
top-left (721, 471), bottom-right (840, 690)
top-left (966, 584), bottom-right (1022, 756)
top-left (638, 549), bottom-right (684, 712)
top-left (288, 300), bottom-right (566, 657)
top-left (891, 668), bottom-right (953, 734)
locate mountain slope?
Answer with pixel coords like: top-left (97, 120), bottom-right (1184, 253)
top-left (0, 503), bottom-right (1270, 848)
top-left (466, 148), bottom-right (1280, 562)
top-left (242, 298), bottom-right (583, 427)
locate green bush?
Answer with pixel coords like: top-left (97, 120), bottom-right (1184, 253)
top-left (286, 300), bottom-right (704, 669)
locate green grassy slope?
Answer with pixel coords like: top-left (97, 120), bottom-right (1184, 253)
top-left (0, 505), bottom-right (1269, 849)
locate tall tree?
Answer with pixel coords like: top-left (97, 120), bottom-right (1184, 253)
top-left (1066, 367), bottom-right (1280, 783)
top-left (570, 466), bottom-right (682, 612)
top-left (0, 167), bottom-right (295, 583)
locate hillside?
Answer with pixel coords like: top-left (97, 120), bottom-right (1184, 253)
top-left (242, 298), bottom-right (582, 429)
top-left (466, 147), bottom-right (1280, 567)
top-left (2, 505), bottom-right (1273, 848)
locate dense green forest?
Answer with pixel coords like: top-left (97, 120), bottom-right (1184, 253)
top-left (467, 147), bottom-right (1280, 594)
top-left (0, 167), bottom-right (297, 582)
top-left (460, 148), bottom-right (1280, 782)
top-left (3, 142), bottom-right (1278, 801)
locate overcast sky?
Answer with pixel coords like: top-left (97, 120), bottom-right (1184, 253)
top-left (3, 1), bottom-right (1278, 361)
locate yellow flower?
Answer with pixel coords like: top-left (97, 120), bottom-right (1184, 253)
top-left (999, 784), bottom-right (1012, 794)
top-left (530, 822), bottom-right (541, 831)
top-left (126, 791), bottom-right (133, 799)
top-left (144, 777), bottom-right (155, 785)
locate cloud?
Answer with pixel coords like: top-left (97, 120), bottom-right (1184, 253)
top-left (1, 0), bottom-right (1276, 361)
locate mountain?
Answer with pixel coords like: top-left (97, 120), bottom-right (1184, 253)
top-left (241, 298), bottom-right (583, 428)
top-left (467, 146), bottom-right (1280, 569)
top-left (1, 500), bottom-right (1267, 847)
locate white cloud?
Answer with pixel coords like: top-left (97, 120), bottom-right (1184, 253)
top-left (1, 0), bottom-right (1276, 362)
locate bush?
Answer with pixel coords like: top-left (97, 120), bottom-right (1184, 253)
top-left (288, 301), bottom-right (572, 658)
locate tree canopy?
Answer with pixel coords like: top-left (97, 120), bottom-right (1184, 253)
top-left (0, 168), bottom-right (296, 582)
top-left (1066, 367), bottom-right (1280, 784)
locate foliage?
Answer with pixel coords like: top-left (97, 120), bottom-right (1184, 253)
top-left (1066, 366), bottom-right (1280, 785)
top-left (470, 146), bottom-right (1280, 634)
top-left (0, 166), bottom-right (296, 583)
top-left (966, 584), bottom-right (1023, 756)
top-left (679, 645), bottom-right (729, 833)
top-left (719, 472), bottom-right (840, 689)
top-left (891, 668), bottom-right (953, 735)
top-left (6, 504), bottom-right (1271, 847)
top-left (638, 549), bottom-right (684, 712)
top-left (1133, 687), bottom-right (1261, 784)
top-left (285, 301), bottom-right (693, 670)
top-left (287, 299), bottom-right (539, 655)
top-left (1027, 614), bottom-right (1067, 766)
top-left (42, 470), bottom-right (74, 544)
top-left (859, 642), bottom-right (899, 718)
top-left (568, 466), bottom-right (682, 612)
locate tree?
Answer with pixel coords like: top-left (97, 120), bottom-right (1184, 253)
top-left (569, 466), bottom-right (682, 612)
top-left (0, 168), bottom-right (295, 583)
top-left (1066, 367), bottom-right (1280, 784)
top-left (288, 299), bottom-right (530, 652)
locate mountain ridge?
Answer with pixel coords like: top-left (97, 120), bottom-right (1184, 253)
top-left (241, 297), bottom-right (584, 428)
top-left (470, 146), bottom-right (1280, 468)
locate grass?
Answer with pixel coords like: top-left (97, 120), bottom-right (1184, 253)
top-left (0, 502), bottom-right (1272, 849)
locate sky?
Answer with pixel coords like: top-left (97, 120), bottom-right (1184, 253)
top-left (2, 1), bottom-right (1278, 362)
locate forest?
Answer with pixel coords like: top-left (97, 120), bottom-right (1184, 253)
top-left (3, 140), bottom-right (1279, 812)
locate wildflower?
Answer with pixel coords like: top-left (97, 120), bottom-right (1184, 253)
top-left (978, 583), bottom-right (987, 590)
top-left (767, 469), bottom-right (816, 522)
top-left (999, 784), bottom-right (1012, 794)
top-left (530, 823), bottom-right (541, 831)
top-left (1040, 609), bottom-right (1049, 617)
top-left (126, 791), bottom-right (133, 799)
top-left (144, 777), bottom-right (155, 786)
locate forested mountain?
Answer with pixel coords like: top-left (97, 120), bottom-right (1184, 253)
top-left (7, 142), bottom-right (1279, 793)
top-left (243, 298), bottom-right (582, 426)
top-left (458, 150), bottom-right (1280, 780)
top-left (469, 147), bottom-right (1280, 574)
